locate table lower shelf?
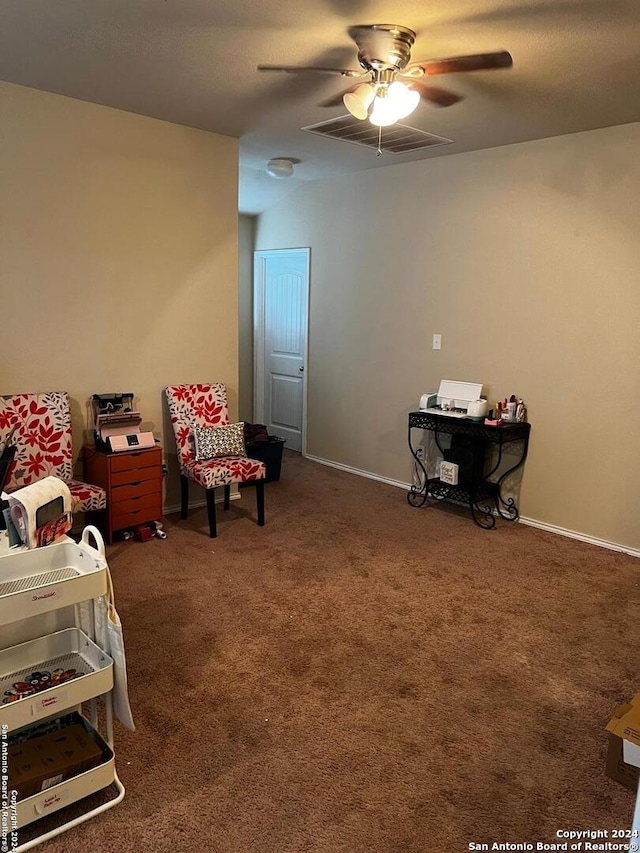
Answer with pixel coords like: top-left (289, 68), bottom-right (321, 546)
top-left (407, 477), bottom-right (519, 529)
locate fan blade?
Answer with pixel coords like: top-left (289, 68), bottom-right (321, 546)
top-left (257, 65), bottom-right (363, 78)
top-left (408, 50), bottom-right (513, 77)
top-left (408, 82), bottom-right (463, 108)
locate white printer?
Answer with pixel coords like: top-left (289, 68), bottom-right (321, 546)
top-left (419, 380), bottom-right (485, 419)
top-left (92, 393), bottom-right (155, 453)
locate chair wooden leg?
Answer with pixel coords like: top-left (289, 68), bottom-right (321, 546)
top-left (206, 488), bottom-right (218, 538)
top-left (180, 476), bottom-right (189, 520)
top-left (223, 485), bottom-right (231, 511)
top-left (255, 479), bottom-right (265, 527)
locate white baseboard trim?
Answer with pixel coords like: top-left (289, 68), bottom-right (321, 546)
top-left (304, 453), bottom-right (409, 491)
top-left (304, 454), bottom-right (640, 559)
top-left (517, 516), bottom-right (640, 558)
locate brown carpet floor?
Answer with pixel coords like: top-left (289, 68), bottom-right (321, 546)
top-left (31, 451), bottom-right (639, 851)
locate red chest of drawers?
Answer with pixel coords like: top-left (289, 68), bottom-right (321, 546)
top-left (84, 446), bottom-right (163, 544)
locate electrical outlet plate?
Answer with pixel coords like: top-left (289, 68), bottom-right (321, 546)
top-left (415, 445), bottom-right (426, 461)
top-left (432, 333), bottom-right (442, 350)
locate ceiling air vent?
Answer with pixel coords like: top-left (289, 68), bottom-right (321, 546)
top-left (301, 115), bottom-right (453, 153)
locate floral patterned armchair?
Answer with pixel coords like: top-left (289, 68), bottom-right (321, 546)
top-left (0, 392), bottom-right (106, 513)
top-left (165, 383), bottom-right (266, 538)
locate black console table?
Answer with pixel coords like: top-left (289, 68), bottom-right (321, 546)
top-left (407, 411), bottom-right (531, 529)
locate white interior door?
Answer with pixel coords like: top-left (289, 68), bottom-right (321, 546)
top-left (254, 249), bottom-right (309, 453)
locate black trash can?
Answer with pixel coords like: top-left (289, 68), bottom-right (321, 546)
top-left (245, 436), bottom-right (286, 483)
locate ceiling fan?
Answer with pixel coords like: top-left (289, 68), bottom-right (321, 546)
top-left (258, 24), bottom-right (512, 127)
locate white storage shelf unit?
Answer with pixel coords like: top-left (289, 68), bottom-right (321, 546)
top-left (0, 528), bottom-right (124, 850)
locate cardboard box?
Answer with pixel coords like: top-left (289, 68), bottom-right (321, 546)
top-left (8, 722), bottom-right (103, 800)
top-left (606, 695), bottom-right (640, 789)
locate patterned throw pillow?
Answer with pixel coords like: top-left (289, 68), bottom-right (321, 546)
top-left (194, 422), bottom-right (247, 461)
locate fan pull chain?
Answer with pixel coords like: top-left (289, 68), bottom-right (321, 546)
top-left (377, 126), bottom-right (382, 156)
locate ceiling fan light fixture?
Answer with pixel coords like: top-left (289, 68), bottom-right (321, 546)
top-left (369, 81), bottom-right (420, 126)
top-left (259, 26), bottom-right (514, 139)
top-left (387, 81), bottom-right (420, 119)
top-left (343, 83), bottom-right (375, 120)
top-left (266, 158), bottom-right (295, 179)
top-left (369, 93), bottom-right (400, 127)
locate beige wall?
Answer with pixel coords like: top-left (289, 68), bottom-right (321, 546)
top-left (0, 81), bottom-right (239, 509)
top-left (255, 122), bottom-right (640, 551)
top-left (238, 214), bottom-right (256, 422)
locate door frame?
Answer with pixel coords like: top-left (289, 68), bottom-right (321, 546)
top-left (253, 247), bottom-right (310, 455)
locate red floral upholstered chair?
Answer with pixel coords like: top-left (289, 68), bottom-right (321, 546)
top-left (165, 383), bottom-right (266, 538)
top-left (0, 392), bottom-right (106, 513)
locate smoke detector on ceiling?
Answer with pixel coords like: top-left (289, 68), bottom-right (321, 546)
top-left (266, 158), bottom-right (295, 178)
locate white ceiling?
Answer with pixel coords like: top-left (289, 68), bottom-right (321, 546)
top-left (1, 0), bottom-right (639, 214)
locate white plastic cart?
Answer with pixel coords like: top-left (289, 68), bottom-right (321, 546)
top-left (0, 527), bottom-right (124, 851)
